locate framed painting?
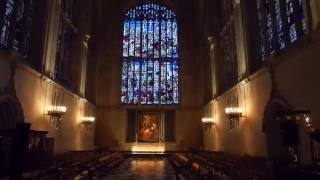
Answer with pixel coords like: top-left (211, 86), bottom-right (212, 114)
top-left (137, 112), bottom-right (161, 142)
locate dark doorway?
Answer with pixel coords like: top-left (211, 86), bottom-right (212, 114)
top-left (264, 100), bottom-right (294, 161)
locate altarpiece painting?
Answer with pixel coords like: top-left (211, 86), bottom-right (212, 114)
top-left (138, 112), bottom-right (161, 142)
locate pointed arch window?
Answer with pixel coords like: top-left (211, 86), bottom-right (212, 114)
top-left (121, 2), bottom-right (179, 105)
top-left (256, 0), bottom-right (307, 62)
top-left (1, 0), bottom-right (47, 70)
top-left (0, 0), bottom-right (35, 58)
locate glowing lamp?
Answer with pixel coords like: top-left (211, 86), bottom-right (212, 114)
top-left (202, 117), bottom-right (215, 130)
top-left (225, 106), bottom-right (244, 129)
top-left (82, 116), bottom-right (95, 122)
top-left (202, 117), bottom-right (215, 124)
top-left (46, 105), bottom-right (67, 129)
top-left (47, 105), bottom-right (67, 113)
top-left (225, 107), bottom-right (243, 114)
top-left (80, 116), bottom-right (96, 130)
top-left (305, 115), bottom-right (311, 127)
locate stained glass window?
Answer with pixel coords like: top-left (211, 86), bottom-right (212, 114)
top-left (220, 23), bottom-right (238, 91)
top-left (219, 0), bottom-right (238, 91)
top-left (55, 0), bottom-right (76, 87)
top-left (1, 0), bottom-right (46, 71)
top-left (0, 0), bottom-right (35, 57)
top-left (0, 0), bottom-right (14, 48)
top-left (256, 0), bottom-right (307, 61)
top-left (121, 3), bottom-right (179, 105)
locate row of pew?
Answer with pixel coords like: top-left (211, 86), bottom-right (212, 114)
top-left (169, 151), bottom-right (269, 179)
top-left (22, 149), bottom-right (125, 180)
top-left (169, 149), bottom-right (320, 180)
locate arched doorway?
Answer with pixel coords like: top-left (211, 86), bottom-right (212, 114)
top-left (0, 95), bottom-right (24, 176)
top-left (263, 99), bottom-right (292, 161)
top-left (0, 95), bottom-right (24, 130)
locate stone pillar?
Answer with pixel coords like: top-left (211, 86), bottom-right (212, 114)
top-left (43, 0), bottom-right (61, 78)
top-left (79, 35), bottom-right (90, 96)
top-left (208, 37), bottom-right (217, 97)
top-left (233, 0), bottom-right (248, 79)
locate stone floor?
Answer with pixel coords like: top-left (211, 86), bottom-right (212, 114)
top-left (103, 157), bottom-right (177, 180)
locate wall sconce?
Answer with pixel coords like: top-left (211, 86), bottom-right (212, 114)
top-left (46, 105), bottom-right (67, 129)
top-left (44, 87), bottom-right (66, 129)
top-left (80, 100), bottom-right (96, 131)
top-left (202, 102), bottom-right (216, 131)
top-left (225, 92), bottom-right (245, 129)
top-left (225, 106), bottom-right (244, 129)
top-left (80, 116), bottom-right (96, 130)
top-left (202, 117), bottom-right (215, 130)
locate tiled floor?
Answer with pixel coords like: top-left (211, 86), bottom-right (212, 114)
top-left (103, 157), bottom-right (177, 180)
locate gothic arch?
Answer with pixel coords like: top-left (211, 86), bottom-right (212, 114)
top-left (263, 98), bottom-right (292, 160)
top-left (121, 1), bottom-right (180, 105)
top-left (123, 0), bottom-right (179, 17)
top-left (0, 95), bottom-right (24, 130)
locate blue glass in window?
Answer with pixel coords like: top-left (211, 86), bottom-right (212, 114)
top-left (129, 20), bottom-right (135, 57)
top-left (135, 21), bottom-right (141, 57)
top-left (256, 0), bottom-right (307, 62)
top-left (123, 20), bottom-right (130, 57)
top-left (121, 61), bottom-right (128, 103)
top-left (141, 60), bottom-right (148, 104)
top-left (121, 2), bottom-right (179, 105)
top-left (0, 0), bottom-right (14, 47)
top-left (142, 20), bottom-right (148, 58)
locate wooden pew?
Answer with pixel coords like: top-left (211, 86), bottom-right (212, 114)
top-left (22, 149), bottom-right (125, 180)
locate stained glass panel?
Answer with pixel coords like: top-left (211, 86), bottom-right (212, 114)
top-left (256, 0), bottom-right (307, 62)
top-left (160, 61), bottom-right (167, 104)
top-left (153, 61), bottom-right (160, 103)
top-left (1, 0), bottom-right (35, 58)
top-left (166, 21), bottom-right (172, 58)
top-left (128, 61), bottom-right (135, 103)
top-left (121, 3), bottom-right (179, 105)
top-left (147, 20), bottom-right (154, 58)
top-left (142, 20), bottom-right (148, 58)
top-left (141, 60), bottom-right (148, 104)
top-left (0, 0), bottom-right (14, 48)
top-left (135, 21), bottom-right (141, 57)
top-left (275, 0), bottom-right (285, 49)
top-left (172, 21), bottom-right (178, 58)
top-left (123, 20), bottom-right (130, 57)
top-left (173, 60), bottom-right (179, 103)
top-left (134, 61), bottom-right (141, 103)
top-left (129, 20), bottom-right (135, 57)
top-left (160, 20), bottom-right (167, 58)
top-left (121, 61), bottom-right (128, 103)
top-left (154, 20), bottom-right (160, 58)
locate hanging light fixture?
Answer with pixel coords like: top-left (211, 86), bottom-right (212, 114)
top-left (202, 103), bottom-right (215, 130)
top-left (202, 117), bottom-right (215, 130)
top-left (45, 88), bottom-right (67, 129)
top-left (80, 102), bottom-right (96, 130)
top-left (225, 106), bottom-right (243, 128)
top-left (80, 116), bottom-right (96, 130)
top-left (225, 93), bottom-right (244, 129)
top-left (46, 105), bottom-right (67, 129)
